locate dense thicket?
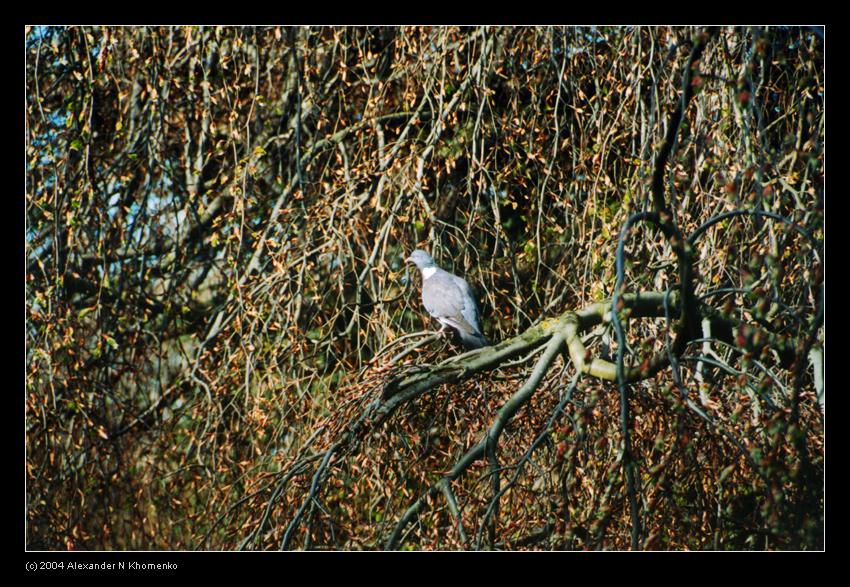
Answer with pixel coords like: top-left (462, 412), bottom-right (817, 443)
top-left (26, 26), bottom-right (823, 550)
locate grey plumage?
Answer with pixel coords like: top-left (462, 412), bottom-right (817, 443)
top-left (406, 249), bottom-right (489, 349)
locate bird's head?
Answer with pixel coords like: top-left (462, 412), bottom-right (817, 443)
top-left (406, 249), bottom-right (436, 270)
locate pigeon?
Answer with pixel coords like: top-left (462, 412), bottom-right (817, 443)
top-left (406, 249), bottom-right (489, 349)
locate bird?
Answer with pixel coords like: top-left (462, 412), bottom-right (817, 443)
top-left (406, 249), bottom-right (489, 349)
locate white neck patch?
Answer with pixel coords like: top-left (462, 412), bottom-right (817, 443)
top-left (421, 267), bottom-right (437, 280)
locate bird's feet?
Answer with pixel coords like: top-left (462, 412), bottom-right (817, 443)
top-left (433, 325), bottom-right (453, 350)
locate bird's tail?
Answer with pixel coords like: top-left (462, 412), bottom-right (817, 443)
top-left (459, 330), bottom-right (490, 349)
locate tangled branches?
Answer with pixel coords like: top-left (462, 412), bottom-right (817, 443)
top-left (26, 26), bottom-right (823, 550)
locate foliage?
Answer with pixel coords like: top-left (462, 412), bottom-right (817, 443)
top-left (26, 25), bottom-right (823, 550)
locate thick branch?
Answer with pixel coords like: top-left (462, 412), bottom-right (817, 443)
top-left (375, 291), bottom-right (685, 424)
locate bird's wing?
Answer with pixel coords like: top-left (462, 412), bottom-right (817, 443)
top-left (451, 274), bottom-right (483, 335)
top-left (422, 271), bottom-right (477, 335)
